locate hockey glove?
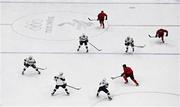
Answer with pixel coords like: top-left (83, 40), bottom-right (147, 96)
top-left (105, 16), bottom-right (107, 20)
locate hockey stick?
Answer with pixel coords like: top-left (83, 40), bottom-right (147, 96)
top-left (88, 42), bottom-right (102, 51)
top-left (37, 67), bottom-right (47, 70)
top-left (88, 18), bottom-right (97, 21)
top-left (134, 44), bottom-right (145, 48)
top-left (111, 75), bottom-right (121, 80)
top-left (67, 85), bottom-right (81, 90)
top-left (148, 34), bottom-right (156, 38)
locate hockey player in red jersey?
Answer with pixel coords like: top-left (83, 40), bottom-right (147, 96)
top-left (155, 28), bottom-right (168, 43)
top-left (97, 11), bottom-right (107, 29)
top-left (121, 64), bottom-right (139, 86)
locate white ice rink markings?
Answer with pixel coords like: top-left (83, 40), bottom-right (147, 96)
top-left (1, 1), bottom-right (180, 107)
top-left (92, 91), bottom-right (180, 107)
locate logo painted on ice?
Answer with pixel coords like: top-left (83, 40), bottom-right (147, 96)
top-left (58, 19), bottom-right (94, 30)
top-left (12, 11), bottom-right (107, 41)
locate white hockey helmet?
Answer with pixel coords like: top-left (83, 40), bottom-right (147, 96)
top-left (82, 33), bottom-right (86, 37)
top-left (102, 78), bottom-right (107, 82)
top-left (28, 55), bottom-right (33, 60)
top-left (59, 72), bottom-right (63, 76)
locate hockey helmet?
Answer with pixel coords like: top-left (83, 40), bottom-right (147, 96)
top-left (28, 56), bottom-right (33, 60)
top-left (102, 78), bottom-right (106, 82)
top-left (123, 64), bottom-right (126, 68)
top-left (59, 72), bottom-right (63, 76)
top-left (82, 33), bottom-right (85, 37)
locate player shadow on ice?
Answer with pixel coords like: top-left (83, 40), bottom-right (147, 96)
top-left (92, 94), bottom-right (113, 107)
top-left (113, 79), bottom-right (138, 87)
top-left (50, 90), bottom-right (71, 97)
top-left (154, 40), bottom-right (167, 45)
top-left (153, 40), bottom-right (175, 47)
top-left (94, 26), bottom-right (109, 30)
top-left (124, 52), bottom-right (134, 55)
top-left (95, 26), bottom-right (102, 30)
top-left (21, 69), bottom-right (41, 77)
top-left (96, 94), bottom-right (111, 100)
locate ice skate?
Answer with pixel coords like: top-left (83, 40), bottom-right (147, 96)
top-left (96, 93), bottom-right (99, 97)
top-left (51, 92), bottom-right (55, 96)
top-left (108, 96), bottom-right (112, 100)
top-left (66, 92), bottom-right (70, 96)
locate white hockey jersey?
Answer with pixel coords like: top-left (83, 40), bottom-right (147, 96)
top-left (24, 58), bottom-right (36, 65)
top-left (125, 37), bottom-right (134, 45)
top-left (54, 75), bottom-right (66, 85)
top-left (99, 80), bottom-right (109, 88)
top-left (79, 35), bottom-right (88, 42)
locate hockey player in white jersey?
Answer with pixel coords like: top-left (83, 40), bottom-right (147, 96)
top-left (22, 56), bottom-right (40, 75)
top-left (125, 36), bottom-right (134, 53)
top-left (77, 33), bottom-right (89, 53)
top-left (96, 78), bottom-right (112, 100)
top-left (51, 72), bottom-right (70, 96)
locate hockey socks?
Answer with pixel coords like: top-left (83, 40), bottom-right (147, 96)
top-left (125, 46), bottom-right (134, 53)
top-left (77, 46), bottom-right (81, 51)
top-left (22, 68), bottom-right (27, 75)
top-left (51, 88), bottom-right (70, 96)
top-left (77, 46), bottom-right (88, 52)
top-left (107, 93), bottom-right (112, 100)
top-left (96, 92), bottom-right (99, 97)
top-left (65, 88), bottom-right (70, 95)
top-left (36, 69), bottom-right (41, 74)
top-left (96, 92), bottom-right (112, 100)
top-left (86, 46), bottom-right (88, 53)
top-left (123, 77), bottom-right (128, 83)
top-left (132, 79), bottom-right (139, 86)
top-left (125, 47), bottom-right (128, 53)
top-left (22, 68), bottom-right (40, 75)
top-left (51, 89), bottom-right (56, 96)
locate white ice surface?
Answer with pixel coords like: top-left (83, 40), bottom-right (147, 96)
top-left (0, 0), bottom-right (180, 3)
top-left (0, 0), bottom-right (180, 107)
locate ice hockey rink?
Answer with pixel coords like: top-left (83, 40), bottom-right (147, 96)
top-left (0, 0), bottom-right (180, 107)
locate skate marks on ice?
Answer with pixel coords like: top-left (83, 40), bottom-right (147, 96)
top-left (91, 91), bottom-right (180, 107)
top-left (11, 11), bottom-right (109, 41)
